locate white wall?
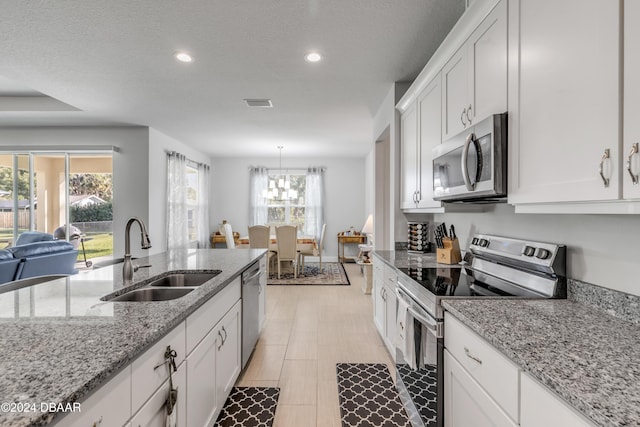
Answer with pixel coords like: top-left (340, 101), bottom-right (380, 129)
top-left (0, 127), bottom-right (149, 256)
top-left (426, 204), bottom-right (640, 296)
top-left (148, 128), bottom-right (212, 254)
top-left (210, 156), bottom-right (366, 261)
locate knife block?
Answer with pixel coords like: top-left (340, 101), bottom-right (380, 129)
top-left (437, 238), bottom-right (462, 265)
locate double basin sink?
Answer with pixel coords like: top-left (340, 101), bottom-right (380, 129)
top-left (102, 271), bottom-right (221, 302)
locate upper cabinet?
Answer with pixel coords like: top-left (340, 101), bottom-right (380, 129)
top-left (508, 0), bottom-right (620, 209)
top-left (624, 0), bottom-right (640, 200)
top-left (442, 0), bottom-right (507, 141)
top-left (398, 0), bottom-right (506, 213)
top-left (400, 76), bottom-right (444, 211)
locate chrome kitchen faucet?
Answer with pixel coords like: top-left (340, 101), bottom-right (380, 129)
top-left (123, 217), bottom-right (152, 284)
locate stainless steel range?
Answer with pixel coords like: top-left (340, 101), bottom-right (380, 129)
top-left (394, 234), bottom-right (566, 427)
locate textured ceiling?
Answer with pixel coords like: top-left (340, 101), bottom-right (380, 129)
top-left (0, 0), bottom-right (464, 157)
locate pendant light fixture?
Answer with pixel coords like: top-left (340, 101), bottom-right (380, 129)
top-left (266, 146), bottom-right (297, 201)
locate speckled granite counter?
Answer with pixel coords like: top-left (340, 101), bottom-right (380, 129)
top-left (442, 299), bottom-right (640, 427)
top-left (0, 248), bottom-right (265, 427)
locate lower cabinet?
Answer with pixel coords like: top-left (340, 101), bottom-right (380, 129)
top-left (520, 373), bottom-right (596, 427)
top-left (371, 255), bottom-right (397, 355)
top-left (259, 255), bottom-right (267, 330)
top-left (130, 363), bottom-right (186, 427)
top-left (214, 299), bottom-right (242, 411)
top-left (444, 350), bottom-right (517, 427)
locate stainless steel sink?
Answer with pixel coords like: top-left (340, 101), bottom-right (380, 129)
top-left (107, 287), bottom-right (194, 302)
top-left (148, 272), bottom-right (219, 287)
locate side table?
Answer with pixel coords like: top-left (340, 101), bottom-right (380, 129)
top-left (337, 233), bottom-right (366, 263)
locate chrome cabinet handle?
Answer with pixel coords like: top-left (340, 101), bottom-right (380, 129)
top-left (461, 132), bottom-right (478, 191)
top-left (460, 108), bottom-right (467, 126)
top-left (464, 347), bottom-right (482, 364)
top-left (415, 190), bottom-right (420, 204)
top-left (222, 326), bottom-right (228, 343)
top-left (217, 330), bottom-right (224, 350)
top-left (466, 104), bottom-right (472, 124)
top-left (599, 148), bottom-right (611, 188)
top-left (627, 143), bottom-right (639, 185)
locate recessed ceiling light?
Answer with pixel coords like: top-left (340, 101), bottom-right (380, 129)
top-left (175, 52), bottom-right (193, 63)
top-left (305, 52), bottom-right (322, 63)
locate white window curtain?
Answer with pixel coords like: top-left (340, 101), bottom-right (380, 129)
top-left (249, 167), bottom-right (269, 225)
top-left (166, 152), bottom-right (188, 250)
top-left (304, 167), bottom-right (325, 240)
top-left (196, 162), bottom-right (210, 248)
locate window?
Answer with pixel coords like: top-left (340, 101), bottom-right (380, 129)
top-left (185, 164), bottom-right (199, 242)
top-left (266, 171), bottom-right (306, 229)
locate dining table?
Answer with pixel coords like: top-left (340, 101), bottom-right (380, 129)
top-left (236, 235), bottom-right (318, 255)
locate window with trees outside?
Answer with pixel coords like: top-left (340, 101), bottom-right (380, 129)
top-left (185, 164), bottom-right (199, 242)
top-left (266, 171), bottom-right (306, 230)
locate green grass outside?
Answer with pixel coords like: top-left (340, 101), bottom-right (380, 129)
top-left (76, 233), bottom-right (113, 261)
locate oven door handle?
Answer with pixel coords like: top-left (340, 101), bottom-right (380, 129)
top-left (395, 287), bottom-right (438, 331)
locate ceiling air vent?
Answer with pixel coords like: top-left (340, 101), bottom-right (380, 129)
top-left (243, 99), bottom-right (273, 108)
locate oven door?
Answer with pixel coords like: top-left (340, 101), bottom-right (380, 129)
top-left (395, 287), bottom-right (443, 427)
top-left (433, 113), bottom-right (506, 202)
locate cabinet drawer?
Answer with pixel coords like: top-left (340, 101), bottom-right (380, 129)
top-left (186, 277), bottom-right (241, 354)
top-left (521, 373), bottom-right (595, 427)
top-left (63, 366), bottom-right (131, 427)
top-left (444, 312), bottom-right (519, 422)
top-left (130, 363), bottom-right (186, 427)
top-left (131, 322), bottom-right (186, 413)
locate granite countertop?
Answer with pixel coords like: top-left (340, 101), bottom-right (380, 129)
top-left (442, 299), bottom-right (640, 427)
top-left (372, 250), bottom-right (462, 270)
top-left (0, 248), bottom-right (265, 427)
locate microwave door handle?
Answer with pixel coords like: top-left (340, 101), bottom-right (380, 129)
top-left (462, 132), bottom-right (477, 191)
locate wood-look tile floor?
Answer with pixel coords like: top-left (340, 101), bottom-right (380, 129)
top-left (236, 263), bottom-right (394, 427)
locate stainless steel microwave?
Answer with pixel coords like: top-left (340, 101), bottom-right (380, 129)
top-left (433, 113), bottom-right (507, 202)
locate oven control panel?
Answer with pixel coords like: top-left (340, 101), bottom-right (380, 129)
top-left (469, 234), bottom-right (566, 276)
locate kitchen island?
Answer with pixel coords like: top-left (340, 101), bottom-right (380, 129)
top-left (0, 248), bottom-right (266, 427)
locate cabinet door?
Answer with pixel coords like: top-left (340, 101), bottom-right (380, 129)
top-left (186, 328), bottom-right (218, 427)
top-left (468, 0), bottom-right (507, 123)
top-left (259, 258), bottom-right (267, 331)
top-left (417, 75), bottom-right (444, 209)
top-left (444, 350), bottom-right (517, 427)
top-left (130, 363), bottom-right (186, 427)
top-left (509, 0), bottom-right (619, 204)
top-left (401, 103), bottom-right (419, 209)
top-left (442, 46), bottom-right (469, 140)
top-left (384, 282), bottom-right (397, 355)
top-left (372, 265), bottom-right (385, 337)
top-left (520, 373), bottom-right (595, 427)
top-left (216, 300), bottom-right (242, 410)
top-left (624, 0), bottom-right (640, 199)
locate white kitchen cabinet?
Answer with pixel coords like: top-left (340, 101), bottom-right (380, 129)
top-left (215, 299), bottom-right (242, 411)
top-left (624, 0), bottom-right (640, 200)
top-left (372, 256), bottom-right (385, 335)
top-left (520, 373), bottom-right (596, 427)
top-left (186, 297), bottom-right (241, 426)
top-left (131, 323), bottom-right (186, 413)
top-left (442, 0), bottom-right (507, 141)
top-left (444, 312), bottom-right (519, 422)
top-left (64, 366), bottom-right (131, 427)
top-left (130, 362), bottom-right (186, 427)
top-left (400, 102), bottom-right (419, 209)
top-left (259, 255), bottom-right (267, 330)
top-left (401, 76), bottom-right (444, 211)
top-left (508, 0), bottom-right (620, 206)
top-left (444, 350), bottom-right (517, 427)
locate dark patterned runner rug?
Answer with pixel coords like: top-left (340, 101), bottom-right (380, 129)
top-left (214, 387), bottom-right (280, 427)
top-left (336, 363), bottom-right (411, 427)
top-left (267, 262), bottom-right (350, 286)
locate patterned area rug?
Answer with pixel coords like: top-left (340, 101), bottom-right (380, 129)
top-left (214, 387), bottom-right (280, 427)
top-left (397, 363), bottom-right (438, 426)
top-left (267, 262), bottom-right (350, 286)
top-left (336, 363), bottom-right (410, 427)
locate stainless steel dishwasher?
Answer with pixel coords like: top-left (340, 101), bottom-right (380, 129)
top-left (241, 261), bottom-right (261, 368)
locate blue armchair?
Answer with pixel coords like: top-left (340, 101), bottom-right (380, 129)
top-left (0, 249), bottom-right (21, 283)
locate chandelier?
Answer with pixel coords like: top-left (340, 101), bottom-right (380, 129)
top-left (266, 146), bottom-right (298, 200)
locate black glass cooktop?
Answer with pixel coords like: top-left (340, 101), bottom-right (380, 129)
top-left (398, 267), bottom-right (514, 298)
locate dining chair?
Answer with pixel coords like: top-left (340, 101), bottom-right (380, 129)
top-left (298, 223), bottom-right (326, 274)
top-left (248, 225), bottom-right (274, 274)
top-left (275, 225), bottom-right (298, 279)
top-left (223, 223), bottom-right (235, 248)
